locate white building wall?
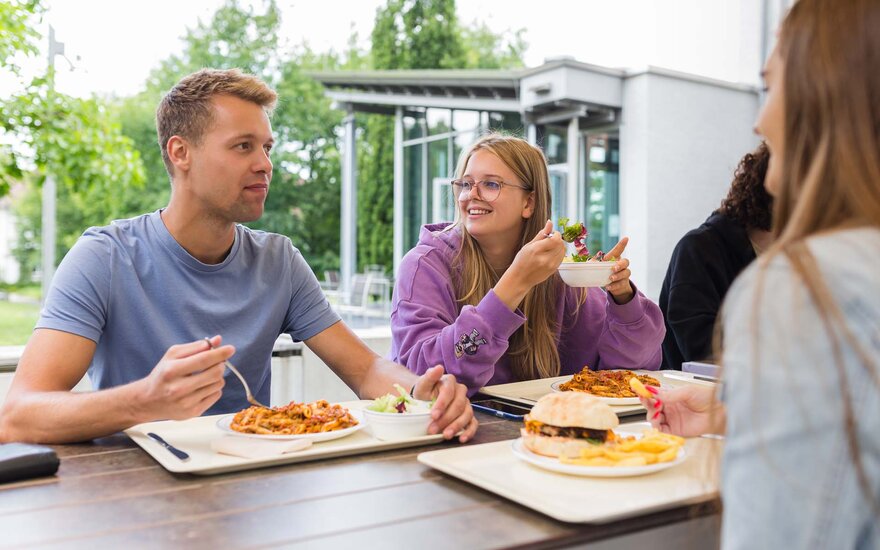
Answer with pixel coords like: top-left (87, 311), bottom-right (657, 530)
top-left (620, 71), bottom-right (760, 300)
top-left (618, 75), bottom-right (652, 299)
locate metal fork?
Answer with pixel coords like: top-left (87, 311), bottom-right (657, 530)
top-left (203, 337), bottom-right (267, 408)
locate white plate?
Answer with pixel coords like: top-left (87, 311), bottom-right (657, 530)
top-left (549, 381), bottom-right (641, 405)
top-left (510, 437), bottom-right (686, 477)
top-left (216, 408), bottom-right (365, 442)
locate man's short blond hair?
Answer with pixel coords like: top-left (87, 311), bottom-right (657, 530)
top-left (156, 68), bottom-right (277, 177)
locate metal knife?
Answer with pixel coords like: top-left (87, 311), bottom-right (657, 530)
top-left (147, 432), bottom-right (190, 461)
top-left (662, 372), bottom-right (719, 384)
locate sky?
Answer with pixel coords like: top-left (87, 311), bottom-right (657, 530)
top-left (4, 0), bottom-right (771, 100)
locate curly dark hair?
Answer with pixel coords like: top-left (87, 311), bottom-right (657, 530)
top-left (717, 142), bottom-right (773, 231)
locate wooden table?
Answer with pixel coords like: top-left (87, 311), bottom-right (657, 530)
top-left (0, 413), bottom-right (721, 549)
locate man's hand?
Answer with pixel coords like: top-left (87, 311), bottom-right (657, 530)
top-left (132, 335), bottom-right (234, 422)
top-left (412, 365), bottom-right (478, 442)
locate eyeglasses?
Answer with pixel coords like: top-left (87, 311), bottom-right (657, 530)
top-left (450, 179), bottom-right (530, 203)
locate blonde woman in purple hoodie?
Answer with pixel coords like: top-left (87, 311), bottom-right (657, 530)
top-left (390, 134), bottom-right (664, 395)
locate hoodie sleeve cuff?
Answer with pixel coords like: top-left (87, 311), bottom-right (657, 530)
top-left (475, 289), bottom-right (526, 339)
top-left (605, 282), bottom-right (648, 324)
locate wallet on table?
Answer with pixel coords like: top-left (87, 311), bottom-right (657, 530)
top-left (0, 443), bottom-right (60, 483)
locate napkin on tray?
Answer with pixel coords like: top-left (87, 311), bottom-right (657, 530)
top-left (210, 436), bottom-right (312, 459)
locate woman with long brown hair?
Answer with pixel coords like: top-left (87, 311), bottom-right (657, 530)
top-left (641, 0), bottom-right (880, 546)
top-left (389, 134), bottom-right (664, 394)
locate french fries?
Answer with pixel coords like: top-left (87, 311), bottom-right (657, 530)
top-left (559, 430), bottom-right (685, 467)
top-left (629, 376), bottom-right (652, 399)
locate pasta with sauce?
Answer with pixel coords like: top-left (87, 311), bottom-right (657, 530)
top-left (230, 399), bottom-right (359, 435)
top-left (558, 368), bottom-right (660, 398)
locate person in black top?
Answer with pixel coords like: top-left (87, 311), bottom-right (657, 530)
top-left (660, 143), bottom-right (773, 369)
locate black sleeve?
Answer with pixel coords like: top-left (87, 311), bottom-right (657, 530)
top-left (661, 234), bottom-right (726, 365)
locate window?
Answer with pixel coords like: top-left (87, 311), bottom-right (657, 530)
top-left (582, 133), bottom-right (620, 255)
top-left (404, 113), bottom-right (424, 140)
top-left (403, 143), bottom-right (424, 250)
top-left (426, 108), bottom-right (451, 136)
top-left (539, 124), bottom-right (567, 165)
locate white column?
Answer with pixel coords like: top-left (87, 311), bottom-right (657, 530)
top-left (566, 116), bottom-right (580, 221)
top-left (393, 107), bottom-right (404, 277)
top-left (41, 26), bottom-right (63, 303)
top-left (340, 107), bottom-right (357, 300)
top-left (526, 123), bottom-right (537, 145)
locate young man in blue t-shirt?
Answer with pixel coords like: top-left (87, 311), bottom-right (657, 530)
top-left (0, 69), bottom-right (477, 444)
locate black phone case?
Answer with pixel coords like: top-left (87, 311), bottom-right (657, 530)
top-left (0, 443), bottom-right (60, 484)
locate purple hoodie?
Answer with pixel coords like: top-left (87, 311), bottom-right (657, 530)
top-left (390, 223), bottom-right (665, 395)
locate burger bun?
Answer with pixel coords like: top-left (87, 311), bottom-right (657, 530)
top-left (529, 391), bottom-right (619, 430)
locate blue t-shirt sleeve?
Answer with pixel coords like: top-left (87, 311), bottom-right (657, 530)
top-left (36, 233), bottom-right (111, 343)
top-left (282, 248), bottom-right (340, 342)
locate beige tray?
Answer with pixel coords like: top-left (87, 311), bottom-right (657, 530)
top-left (126, 400), bottom-right (446, 475)
top-left (479, 370), bottom-right (715, 417)
top-left (418, 422), bottom-right (721, 524)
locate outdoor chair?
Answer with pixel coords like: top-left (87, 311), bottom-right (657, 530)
top-left (333, 273), bottom-right (392, 324)
top-left (321, 270), bottom-right (340, 290)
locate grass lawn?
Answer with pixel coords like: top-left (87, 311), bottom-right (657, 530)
top-left (0, 300), bottom-right (39, 346)
top-left (0, 284), bottom-right (41, 300)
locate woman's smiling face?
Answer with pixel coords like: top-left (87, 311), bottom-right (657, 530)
top-left (458, 149), bottom-right (534, 243)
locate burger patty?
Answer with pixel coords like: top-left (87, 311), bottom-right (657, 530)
top-left (524, 419), bottom-right (610, 443)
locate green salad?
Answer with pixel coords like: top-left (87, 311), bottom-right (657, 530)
top-left (558, 217), bottom-right (617, 262)
top-left (367, 384), bottom-right (433, 414)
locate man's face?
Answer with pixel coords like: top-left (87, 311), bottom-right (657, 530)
top-left (184, 94), bottom-right (274, 223)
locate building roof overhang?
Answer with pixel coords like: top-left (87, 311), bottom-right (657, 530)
top-left (310, 58), bottom-right (758, 118)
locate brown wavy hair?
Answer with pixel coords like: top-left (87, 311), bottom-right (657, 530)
top-left (717, 142), bottom-right (773, 231)
top-left (451, 134), bottom-right (562, 381)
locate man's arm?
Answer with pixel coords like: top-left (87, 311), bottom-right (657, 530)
top-left (304, 321), bottom-right (477, 441)
top-left (0, 330), bottom-right (233, 444)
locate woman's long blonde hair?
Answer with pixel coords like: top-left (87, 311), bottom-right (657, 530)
top-left (744, 0), bottom-right (880, 513)
top-left (451, 134), bottom-right (562, 381)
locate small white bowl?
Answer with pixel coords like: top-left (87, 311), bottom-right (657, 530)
top-left (362, 408), bottom-right (433, 441)
top-left (557, 261), bottom-right (616, 287)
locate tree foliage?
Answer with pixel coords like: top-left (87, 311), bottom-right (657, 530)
top-left (5, 78), bottom-right (147, 277)
top-left (357, 0), bottom-right (526, 273)
top-left (0, 0), bottom-right (42, 198)
top-left (0, 0), bottom-right (43, 76)
top-left (460, 22), bottom-right (527, 69)
top-left (5, 0), bottom-right (526, 282)
top-left (1, 1), bottom-right (146, 280)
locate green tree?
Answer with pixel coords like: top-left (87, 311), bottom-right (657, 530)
top-left (6, 80), bottom-right (147, 280)
top-left (103, 0), bottom-right (285, 235)
top-left (357, 0), bottom-right (527, 272)
top-left (263, 49), bottom-right (347, 274)
top-left (2, 1), bottom-right (145, 282)
top-left (358, 0), bottom-right (463, 273)
top-left (141, 0), bottom-right (281, 94)
top-left (0, 0), bottom-right (42, 76)
top-left (460, 22), bottom-right (527, 69)
top-left (0, 0), bottom-right (43, 198)
top-left (109, 0), bottom-right (349, 274)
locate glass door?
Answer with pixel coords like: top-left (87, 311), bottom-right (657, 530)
top-left (432, 177), bottom-right (457, 223)
top-left (548, 165), bottom-right (567, 227)
top-left (581, 132), bottom-right (620, 254)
